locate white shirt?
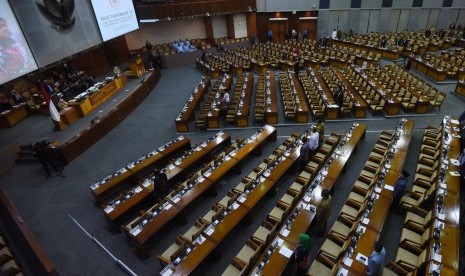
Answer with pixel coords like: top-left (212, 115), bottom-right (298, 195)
top-left (332, 30), bottom-right (337, 39)
top-left (223, 92), bottom-right (230, 103)
top-left (309, 132), bottom-right (319, 150)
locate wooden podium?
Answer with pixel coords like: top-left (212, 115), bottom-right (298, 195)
top-left (127, 56), bottom-right (146, 79)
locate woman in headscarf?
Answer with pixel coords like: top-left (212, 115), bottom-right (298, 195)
top-left (294, 233), bottom-right (312, 275)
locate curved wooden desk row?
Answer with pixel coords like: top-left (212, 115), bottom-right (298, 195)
top-left (332, 68), bottom-right (368, 118)
top-left (331, 120), bottom-right (416, 275)
top-left (306, 67), bottom-right (339, 119)
top-left (90, 136), bottom-right (191, 203)
top-left (57, 70), bottom-right (161, 164)
top-left (102, 132), bottom-right (231, 226)
top-left (0, 103), bottom-right (28, 128)
top-left (176, 78), bottom-right (210, 133)
top-left (195, 60), bottom-right (220, 79)
top-left (227, 73), bottom-right (253, 127)
top-left (254, 71), bottom-right (278, 124)
top-left (330, 39), bottom-right (400, 61)
top-left (163, 127), bottom-right (302, 275)
top-left (0, 189), bottom-right (58, 275)
top-left (352, 65), bottom-right (401, 115)
top-left (122, 126), bottom-right (277, 257)
top-left (278, 71), bottom-right (309, 123)
top-left (411, 58), bottom-right (448, 82)
top-left (251, 123), bottom-right (366, 276)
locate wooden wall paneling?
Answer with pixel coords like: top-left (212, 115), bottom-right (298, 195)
top-left (246, 12), bottom-right (257, 39)
top-left (104, 36), bottom-right (130, 66)
top-left (70, 47), bottom-right (110, 77)
top-left (226, 14), bottom-right (235, 39)
top-left (204, 16), bottom-right (215, 45)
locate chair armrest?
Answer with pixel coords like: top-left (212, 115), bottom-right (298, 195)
top-left (386, 261), bottom-right (410, 276)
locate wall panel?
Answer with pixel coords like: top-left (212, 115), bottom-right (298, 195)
top-left (362, 0), bottom-right (383, 9)
top-left (348, 9), bottom-right (361, 33)
top-left (317, 10), bottom-right (330, 37)
top-left (437, 8), bottom-right (458, 29)
top-left (234, 14), bottom-right (248, 38)
top-left (456, 9), bottom-right (465, 26)
top-left (452, 0), bottom-right (465, 7)
top-left (408, 9), bottom-right (429, 30)
top-left (388, 10), bottom-right (401, 32)
top-left (329, 10), bottom-right (340, 32)
top-left (265, 0), bottom-right (313, 12)
top-left (330, 0), bottom-right (350, 9)
top-left (124, 18), bottom-right (206, 49)
top-left (397, 9), bottom-right (411, 31)
top-left (368, 10), bottom-right (381, 32)
top-left (423, 0), bottom-right (443, 8)
top-left (338, 10), bottom-right (350, 32)
top-left (378, 9), bottom-right (392, 32)
top-left (212, 15), bottom-right (227, 38)
top-left (392, 0), bottom-right (413, 8)
top-left (427, 9), bottom-right (441, 28)
top-left (358, 10), bottom-right (370, 33)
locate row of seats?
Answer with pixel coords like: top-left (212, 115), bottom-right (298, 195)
top-left (0, 235), bottom-right (23, 276)
top-left (226, 73), bottom-right (253, 125)
top-left (120, 132), bottom-right (231, 236)
top-left (419, 50), bottom-right (465, 79)
top-left (309, 128), bottom-right (399, 275)
top-left (340, 67), bottom-right (385, 113)
top-left (279, 71), bottom-right (302, 121)
top-left (384, 64), bottom-right (446, 110)
top-left (224, 131), bottom-right (342, 275)
top-left (318, 68), bottom-right (354, 117)
top-left (216, 51), bottom-right (251, 71)
top-left (156, 138), bottom-right (247, 266)
top-left (254, 71), bottom-right (277, 124)
top-left (298, 69), bottom-right (330, 120)
top-left (365, 64), bottom-right (421, 112)
top-left (196, 75), bottom-right (232, 130)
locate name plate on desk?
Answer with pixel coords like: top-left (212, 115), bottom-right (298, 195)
top-left (279, 246), bottom-right (293, 258)
top-left (104, 206), bottom-right (114, 214)
top-left (384, 185), bottom-right (394, 191)
top-left (280, 228), bottom-right (290, 237)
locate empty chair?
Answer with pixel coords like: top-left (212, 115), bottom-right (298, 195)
top-left (267, 201), bottom-right (291, 225)
top-left (404, 209), bottom-right (433, 232)
top-left (180, 219), bottom-right (207, 243)
top-left (394, 246), bottom-right (427, 272)
top-left (307, 254), bottom-right (337, 275)
top-left (222, 258), bottom-right (247, 276)
top-left (318, 236), bottom-right (350, 262)
top-left (218, 190), bottom-right (240, 209)
top-left (201, 204), bottom-right (225, 224)
top-left (234, 239), bottom-right (262, 273)
top-left (157, 237), bottom-right (187, 266)
top-left (399, 227), bottom-right (430, 251)
top-left (252, 220), bottom-right (278, 245)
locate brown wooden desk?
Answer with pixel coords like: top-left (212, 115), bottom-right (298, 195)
top-left (0, 104), bottom-right (28, 128)
top-left (127, 127), bottom-right (276, 256)
top-left (235, 73), bottom-right (253, 127)
top-left (411, 58), bottom-right (447, 81)
top-left (357, 66), bottom-right (401, 115)
top-left (103, 133), bottom-right (230, 226)
top-left (176, 80), bottom-right (208, 132)
top-left (308, 67), bottom-right (339, 119)
top-left (290, 73), bottom-right (309, 123)
top-left (252, 124), bottom-right (367, 275)
top-left (265, 71), bottom-right (279, 124)
top-left (91, 137), bottom-right (191, 203)
top-left (196, 60), bottom-right (220, 78)
top-left (334, 120), bottom-right (417, 275)
top-left (331, 39), bottom-right (400, 60)
top-left (334, 68), bottom-right (368, 118)
top-left (455, 80), bottom-right (465, 97)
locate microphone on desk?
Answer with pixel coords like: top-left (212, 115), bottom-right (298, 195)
top-left (140, 77), bottom-right (146, 83)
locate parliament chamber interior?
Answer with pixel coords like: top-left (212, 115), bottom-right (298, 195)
top-left (0, 0), bottom-right (465, 275)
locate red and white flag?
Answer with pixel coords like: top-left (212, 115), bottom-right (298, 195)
top-left (38, 82), bottom-right (60, 122)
